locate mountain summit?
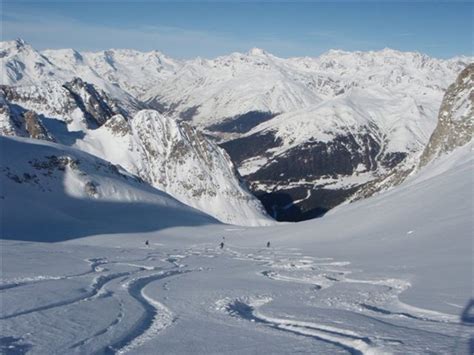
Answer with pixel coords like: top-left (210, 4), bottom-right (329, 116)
top-left (1, 39), bottom-right (472, 221)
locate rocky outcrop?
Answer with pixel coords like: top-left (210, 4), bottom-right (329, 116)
top-left (207, 111), bottom-right (278, 135)
top-left (0, 76), bottom-right (271, 226)
top-left (2, 108), bottom-right (272, 226)
top-left (62, 77), bottom-right (120, 128)
top-left (23, 111), bottom-right (50, 140)
top-left (351, 64), bottom-right (474, 203)
top-left (0, 93), bottom-right (52, 141)
top-left (87, 110), bottom-right (271, 226)
top-left (419, 63), bottom-right (473, 166)
top-left (221, 127), bottom-right (408, 221)
top-left (0, 79), bottom-right (125, 133)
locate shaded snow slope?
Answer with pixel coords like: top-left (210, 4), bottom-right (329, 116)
top-left (0, 136), bottom-right (217, 241)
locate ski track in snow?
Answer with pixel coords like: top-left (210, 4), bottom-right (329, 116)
top-left (224, 246), bottom-right (458, 326)
top-left (0, 257), bottom-right (108, 291)
top-left (208, 245), bottom-right (462, 354)
top-left (0, 271), bottom-right (132, 320)
top-left (223, 297), bottom-right (392, 355)
top-left (104, 269), bottom-right (192, 355)
top-left (1, 250), bottom-right (194, 353)
top-left (69, 294), bottom-right (125, 350)
top-left (0, 244), bottom-right (464, 353)
top-left (68, 255), bottom-right (189, 353)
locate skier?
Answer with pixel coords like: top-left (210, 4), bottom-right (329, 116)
top-left (145, 240), bottom-right (149, 247)
top-left (267, 241), bottom-right (271, 248)
top-left (220, 241), bottom-right (224, 249)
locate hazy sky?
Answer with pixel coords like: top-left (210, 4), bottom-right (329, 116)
top-left (2, 1), bottom-right (472, 59)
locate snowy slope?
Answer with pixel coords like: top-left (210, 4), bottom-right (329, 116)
top-left (0, 136), bottom-right (217, 241)
top-left (420, 63), bottom-right (474, 165)
top-left (350, 62), bottom-right (474, 202)
top-left (0, 39), bottom-right (60, 86)
top-left (74, 110), bottom-right (272, 226)
top-left (239, 86), bottom-right (437, 165)
top-left (144, 48), bottom-right (468, 126)
top-left (0, 79), bottom-right (127, 133)
top-left (0, 79), bottom-right (271, 226)
top-left (0, 39), bottom-right (143, 110)
top-left (43, 48), bottom-right (182, 99)
top-left (1, 140), bottom-right (471, 354)
top-left (144, 49), bottom-right (324, 124)
top-left (2, 39), bottom-right (471, 222)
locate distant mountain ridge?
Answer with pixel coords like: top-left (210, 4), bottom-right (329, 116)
top-left (1, 38), bottom-right (472, 222)
top-left (0, 47), bottom-right (271, 225)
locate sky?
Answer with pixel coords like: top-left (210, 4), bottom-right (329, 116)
top-left (1, 1), bottom-right (472, 59)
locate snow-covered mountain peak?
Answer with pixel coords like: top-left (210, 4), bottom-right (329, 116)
top-left (74, 108), bottom-right (273, 226)
top-left (247, 47), bottom-right (269, 56)
top-left (1, 40), bottom-right (471, 223)
top-left (42, 48), bottom-right (85, 65)
top-left (0, 39), bottom-right (60, 86)
top-left (0, 38), bottom-right (31, 54)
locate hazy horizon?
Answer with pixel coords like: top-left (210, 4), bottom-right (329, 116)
top-left (2, 1), bottom-right (472, 59)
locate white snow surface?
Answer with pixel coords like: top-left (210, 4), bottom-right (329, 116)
top-left (1, 139), bottom-right (472, 354)
top-left (243, 87), bottom-right (439, 157)
top-left (0, 82), bottom-right (271, 226)
top-left (43, 48), bottom-right (182, 99)
top-left (142, 47), bottom-right (469, 125)
top-left (74, 110), bottom-right (272, 226)
top-left (2, 39), bottom-right (472, 192)
top-left (0, 39), bottom-right (141, 111)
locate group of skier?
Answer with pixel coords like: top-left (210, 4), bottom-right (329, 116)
top-left (219, 238), bottom-right (270, 249)
top-left (144, 238), bottom-right (271, 249)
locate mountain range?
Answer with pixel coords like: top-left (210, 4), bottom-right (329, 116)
top-left (1, 38), bottom-right (472, 223)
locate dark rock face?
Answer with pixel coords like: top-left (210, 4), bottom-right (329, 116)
top-left (0, 94), bottom-right (52, 141)
top-left (179, 105), bottom-right (200, 121)
top-left (84, 181), bottom-right (99, 197)
top-left (145, 96), bottom-right (168, 113)
top-left (220, 131), bottom-right (282, 165)
top-left (23, 110), bottom-right (50, 140)
top-left (254, 186), bottom-right (358, 221)
top-left (380, 152), bottom-right (408, 169)
top-left (207, 111), bottom-right (277, 134)
top-left (419, 63), bottom-right (474, 167)
top-left (351, 66), bottom-right (474, 204)
top-left (249, 134), bottom-right (382, 182)
top-left (220, 130), bottom-right (408, 222)
top-left (62, 78), bottom-right (118, 128)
